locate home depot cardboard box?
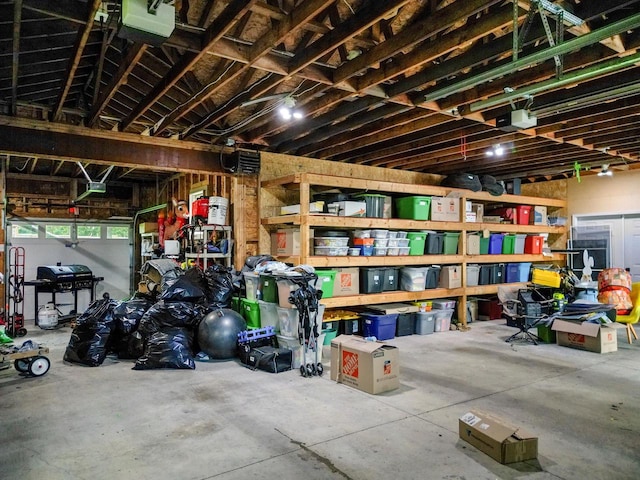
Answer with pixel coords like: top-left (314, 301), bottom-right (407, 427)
top-left (270, 228), bottom-right (300, 256)
top-left (332, 267), bottom-right (360, 297)
top-left (459, 410), bottom-right (538, 464)
top-left (330, 335), bottom-right (399, 394)
top-left (431, 197), bottom-right (460, 221)
top-left (552, 319), bottom-right (623, 353)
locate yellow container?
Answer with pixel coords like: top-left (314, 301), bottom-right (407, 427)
top-left (411, 301), bottom-right (433, 312)
top-left (531, 268), bottom-right (561, 288)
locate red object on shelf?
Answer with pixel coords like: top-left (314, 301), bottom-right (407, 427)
top-left (524, 235), bottom-right (543, 254)
top-left (514, 205), bottom-right (531, 225)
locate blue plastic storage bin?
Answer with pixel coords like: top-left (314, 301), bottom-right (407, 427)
top-left (488, 233), bottom-right (504, 254)
top-left (361, 312), bottom-right (399, 341)
top-left (506, 262), bottom-right (532, 283)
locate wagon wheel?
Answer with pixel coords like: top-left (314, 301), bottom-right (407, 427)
top-left (28, 356), bottom-right (50, 377)
top-left (14, 358), bottom-right (30, 373)
top-left (17, 328), bottom-right (27, 337)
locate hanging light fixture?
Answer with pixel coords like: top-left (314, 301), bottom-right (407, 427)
top-left (597, 164), bottom-right (613, 176)
top-left (485, 144), bottom-right (505, 157)
top-left (279, 96), bottom-right (303, 120)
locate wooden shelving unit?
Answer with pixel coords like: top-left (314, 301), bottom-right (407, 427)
top-left (261, 173), bottom-right (567, 325)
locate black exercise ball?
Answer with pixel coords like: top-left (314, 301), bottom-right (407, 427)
top-left (197, 308), bottom-right (246, 359)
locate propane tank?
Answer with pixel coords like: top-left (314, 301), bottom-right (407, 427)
top-left (38, 303), bottom-right (59, 329)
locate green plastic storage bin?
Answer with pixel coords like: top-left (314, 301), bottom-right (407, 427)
top-left (395, 196), bottom-right (431, 220)
top-left (258, 273), bottom-right (278, 303)
top-left (315, 269), bottom-right (337, 299)
top-left (502, 234), bottom-right (516, 254)
top-left (406, 232), bottom-right (426, 255)
top-left (231, 296), bottom-right (240, 313)
top-left (537, 324), bottom-right (556, 344)
top-left (443, 232), bottom-right (460, 254)
top-left (479, 236), bottom-right (489, 254)
top-left (240, 298), bottom-right (261, 328)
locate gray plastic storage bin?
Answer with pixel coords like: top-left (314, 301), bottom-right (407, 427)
top-left (414, 311), bottom-right (436, 335)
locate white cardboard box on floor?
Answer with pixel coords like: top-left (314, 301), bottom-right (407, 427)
top-left (330, 335), bottom-right (399, 395)
top-left (459, 409), bottom-right (538, 464)
top-left (552, 319), bottom-right (623, 353)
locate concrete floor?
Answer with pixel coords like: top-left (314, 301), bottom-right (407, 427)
top-left (1, 319), bottom-right (639, 480)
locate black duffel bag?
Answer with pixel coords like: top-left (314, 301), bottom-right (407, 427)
top-left (245, 346), bottom-right (292, 373)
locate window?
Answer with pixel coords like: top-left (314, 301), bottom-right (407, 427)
top-left (45, 225), bottom-right (71, 238)
top-left (77, 225), bottom-right (101, 239)
top-left (11, 224), bottom-right (38, 238)
top-left (107, 226), bottom-right (129, 239)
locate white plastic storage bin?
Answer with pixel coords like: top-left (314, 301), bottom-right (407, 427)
top-left (434, 309), bottom-right (454, 332)
top-left (258, 301), bottom-right (279, 331)
top-left (467, 264), bottom-right (480, 287)
top-left (275, 274), bottom-right (316, 308)
top-left (414, 311), bottom-right (436, 335)
top-left (400, 267), bottom-right (427, 291)
top-left (276, 334), bottom-right (325, 369)
top-left (276, 306), bottom-right (299, 337)
top-left (243, 272), bottom-right (260, 301)
top-left (432, 299), bottom-right (457, 310)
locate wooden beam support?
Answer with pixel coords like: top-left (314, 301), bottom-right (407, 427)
top-left (11, 0), bottom-right (22, 116)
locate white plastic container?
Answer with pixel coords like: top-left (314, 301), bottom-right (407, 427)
top-left (374, 238), bottom-right (389, 247)
top-left (276, 306), bottom-right (300, 337)
top-left (434, 308), bottom-right (454, 332)
top-left (208, 196), bottom-right (229, 225)
top-left (258, 301), bottom-right (279, 331)
top-left (400, 267), bottom-right (427, 291)
top-left (371, 229), bottom-right (389, 238)
top-left (243, 272), bottom-right (260, 301)
top-left (277, 333), bottom-right (325, 369)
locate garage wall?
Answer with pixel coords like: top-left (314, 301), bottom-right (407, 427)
top-left (6, 219), bottom-right (131, 321)
top-left (566, 169), bottom-right (640, 217)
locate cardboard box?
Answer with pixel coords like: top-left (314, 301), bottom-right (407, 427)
top-left (431, 197), bottom-right (460, 221)
top-left (270, 228), bottom-right (300, 256)
top-left (471, 203), bottom-right (484, 222)
top-left (328, 201), bottom-right (367, 217)
top-left (280, 201), bottom-right (324, 215)
top-left (459, 410), bottom-right (538, 464)
top-left (552, 319), bottom-right (623, 353)
top-left (139, 222), bottom-right (158, 234)
top-left (332, 267), bottom-right (360, 297)
top-left (439, 265), bottom-right (462, 288)
top-left (533, 206), bottom-right (547, 225)
top-left (330, 335), bottom-right (399, 395)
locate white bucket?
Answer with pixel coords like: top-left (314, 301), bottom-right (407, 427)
top-left (38, 304), bottom-right (59, 329)
top-left (164, 240), bottom-right (180, 255)
top-left (208, 196), bottom-right (229, 225)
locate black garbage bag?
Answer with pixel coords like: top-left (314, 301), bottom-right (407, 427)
top-left (64, 296), bottom-right (118, 367)
top-left (204, 264), bottom-right (234, 308)
top-left (138, 300), bottom-right (205, 335)
top-left (480, 174), bottom-right (505, 196)
top-left (159, 274), bottom-right (207, 302)
top-left (109, 331), bottom-right (146, 359)
top-left (112, 297), bottom-right (154, 334)
top-left (133, 327), bottom-right (196, 370)
top-left (440, 173), bottom-right (482, 191)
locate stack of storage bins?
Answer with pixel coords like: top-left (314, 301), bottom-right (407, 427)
top-left (432, 299), bottom-right (456, 332)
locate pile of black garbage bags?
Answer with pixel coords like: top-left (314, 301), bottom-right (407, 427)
top-left (64, 263), bottom-right (236, 370)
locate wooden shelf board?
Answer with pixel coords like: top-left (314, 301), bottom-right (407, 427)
top-left (321, 287), bottom-right (466, 308)
top-left (466, 223), bottom-right (566, 234)
top-left (305, 254), bottom-right (463, 267)
top-left (465, 253), bottom-right (564, 263)
top-left (465, 283), bottom-right (528, 295)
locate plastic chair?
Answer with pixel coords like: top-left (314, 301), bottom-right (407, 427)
top-left (617, 282), bottom-right (640, 344)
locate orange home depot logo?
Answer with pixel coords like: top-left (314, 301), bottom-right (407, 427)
top-left (340, 273), bottom-right (352, 288)
top-left (342, 350), bottom-right (359, 378)
top-left (568, 333), bottom-right (586, 344)
top-left (383, 360), bottom-right (392, 375)
top-left (277, 232), bottom-right (286, 249)
top-left (606, 332), bottom-right (614, 341)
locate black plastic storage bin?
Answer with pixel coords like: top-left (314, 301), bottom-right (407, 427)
top-left (395, 313), bottom-right (415, 336)
top-left (425, 232), bottom-right (444, 254)
top-left (382, 267), bottom-right (400, 291)
top-left (492, 263), bottom-right (505, 284)
top-left (360, 267), bottom-right (385, 294)
top-left (425, 266), bottom-right (441, 289)
top-left (339, 317), bottom-right (361, 335)
top-left (479, 264), bottom-right (493, 285)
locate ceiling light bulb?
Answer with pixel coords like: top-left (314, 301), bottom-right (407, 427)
top-left (485, 150), bottom-right (494, 157)
top-left (279, 107), bottom-right (292, 120)
top-left (292, 110), bottom-right (303, 120)
top-left (494, 145), bottom-right (504, 156)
